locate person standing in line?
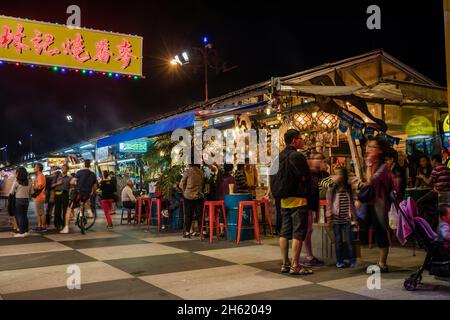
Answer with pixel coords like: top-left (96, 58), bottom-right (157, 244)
top-left (32, 163), bottom-right (47, 233)
top-left (7, 169), bottom-right (19, 233)
top-left (302, 152), bottom-right (326, 267)
top-left (356, 136), bottom-right (397, 273)
top-left (45, 168), bottom-right (58, 228)
top-left (11, 167), bottom-right (33, 237)
top-left (326, 167), bottom-right (357, 268)
top-left (52, 164), bottom-right (71, 230)
top-left (99, 171), bottom-right (116, 230)
top-left (179, 164), bottom-right (204, 238)
top-left (271, 129), bottom-right (313, 275)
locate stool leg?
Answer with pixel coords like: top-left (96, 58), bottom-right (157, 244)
top-left (149, 202), bottom-right (153, 230)
top-left (237, 204), bottom-right (243, 245)
top-left (157, 201), bottom-right (161, 232)
top-left (137, 200), bottom-right (142, 225)
top-left (253, 204), bottom-right (261, 244)
top-left (209, 205), bottom-right (214, 243)
top-left (200, 204), bottom-right (207, 241)
top-left (221, 204), bottom-right (228, 240)
top-left (215, 208), bottom-right (220, 240)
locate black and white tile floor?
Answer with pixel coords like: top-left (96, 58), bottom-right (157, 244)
top-left (0, 207), bottom-right (449, 300)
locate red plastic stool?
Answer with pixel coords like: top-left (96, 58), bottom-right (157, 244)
top-left (147, 198), bottom-right (169, 232)
top-left (134, 197), bottom-right (151, 225)
top-left (256, 198), bottom-right (273, 236)
top-left (237, 201), bottom-right (261, 245)
top-left (200, 201), bottom-right (228, 243)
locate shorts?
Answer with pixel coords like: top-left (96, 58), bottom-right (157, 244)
top-left (71, 193), bottom-right (91, 209)
top-left (280, 206), bottom-right (309, 241)
top-left (34, 201), bottom-right (45, 216)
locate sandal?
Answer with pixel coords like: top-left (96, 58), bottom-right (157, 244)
top-left (289, 266), bottom-right (314, 275)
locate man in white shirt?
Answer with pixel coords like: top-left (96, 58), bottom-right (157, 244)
top-left (121, 180), bottom-right (136, 209)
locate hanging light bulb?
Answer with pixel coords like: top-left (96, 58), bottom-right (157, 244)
top-left (265, 107), bottom-right (271, 116)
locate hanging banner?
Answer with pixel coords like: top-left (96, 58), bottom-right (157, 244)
top-left (351, 118), bottom-right (365, 140)
top-left (339, 111), bottom-right (354, 133)
top-left (0, 15), bottom-right (143, 76)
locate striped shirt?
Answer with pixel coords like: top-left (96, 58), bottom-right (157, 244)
top-left (431, 165), bottom-right (450, 192)
top-left (334, 191), bottom-right (351, 224)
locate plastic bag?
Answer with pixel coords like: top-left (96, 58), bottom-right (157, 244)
top-left (388, 203), bottom-right (398, 230)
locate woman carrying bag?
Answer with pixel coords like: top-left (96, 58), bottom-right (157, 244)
top-left (356, 136), bottom-right (398, 273)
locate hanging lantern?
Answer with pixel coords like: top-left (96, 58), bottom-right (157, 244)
top-left (293, 112), bottom-right (313, 130)
top-left (316, 111), bottom-right (339, 130)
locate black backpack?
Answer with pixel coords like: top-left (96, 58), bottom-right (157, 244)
top-left (270, 150), bottom-right (297, 199)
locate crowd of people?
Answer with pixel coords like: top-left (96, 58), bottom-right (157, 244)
top-left (270, 129), bottom-right (450, 275)
top-left (4, 132), bottom-right (450, 275)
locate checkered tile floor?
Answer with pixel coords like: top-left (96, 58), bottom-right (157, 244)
top-left (0, 208), bottom-right (449, 300)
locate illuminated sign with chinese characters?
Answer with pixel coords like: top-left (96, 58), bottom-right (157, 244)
top-left (0, 15), bottom-right (143, 76)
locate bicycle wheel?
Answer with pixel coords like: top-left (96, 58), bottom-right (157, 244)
top-left (84, 206), bottom-right (97, 231)
top-left (77, 207), bottom-right (86, 234)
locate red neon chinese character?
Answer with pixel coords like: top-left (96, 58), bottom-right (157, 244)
top-left (62, 33), bottom-right (90, 63)
top-left (11, 24), bottom-right (30, 54)
top-left (31, 31), bottom-right (60, 56)
top-left (93, 39), bottom-right (113, 64)
top-left (0, 26), bottom-right (13, 48)
top-left (115, 39), bottom-right (137, 69)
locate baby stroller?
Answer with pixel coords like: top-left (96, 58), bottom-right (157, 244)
top-left (394, 196), bottom-right (450, 291)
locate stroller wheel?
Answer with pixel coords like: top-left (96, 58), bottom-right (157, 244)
top-left (404, 278), bottom-right (418, 291)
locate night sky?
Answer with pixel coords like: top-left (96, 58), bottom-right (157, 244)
top-left (0, 0), bottom-right (446, 162)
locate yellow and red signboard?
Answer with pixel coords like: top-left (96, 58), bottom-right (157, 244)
top-left (0, 15), bottom-right (143, 76)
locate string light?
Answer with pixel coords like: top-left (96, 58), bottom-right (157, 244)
top-left (0, 61), bottom-right (139, 79)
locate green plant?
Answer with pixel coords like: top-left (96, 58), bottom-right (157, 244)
top-left (143, 134), bottom-right (186, 199)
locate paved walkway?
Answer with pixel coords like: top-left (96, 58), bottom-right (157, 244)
top-left (0, 206), bottom-right (449, 300)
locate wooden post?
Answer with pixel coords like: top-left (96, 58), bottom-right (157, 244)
top-left (444, 0), bottom-right (450, 115)
top-left (346, 130), bottom-right (363, 180)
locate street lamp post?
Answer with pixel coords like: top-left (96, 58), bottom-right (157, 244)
top-left (170, 36), bottom-right (236, 103)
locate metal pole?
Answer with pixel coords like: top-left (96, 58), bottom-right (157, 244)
top-left (84, 105), bottom-right (87, 140)
top-left (204, 48), bottom-right (209, 102)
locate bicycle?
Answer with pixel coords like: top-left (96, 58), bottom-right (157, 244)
top-left (75, 194), bottom-right (97, 234)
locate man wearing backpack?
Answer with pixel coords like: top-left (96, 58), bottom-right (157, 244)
top-left (270, 129), bottom-right (314, 275)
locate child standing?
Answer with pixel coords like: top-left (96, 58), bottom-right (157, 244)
top-left (326, 167), bottom-right (357, 268)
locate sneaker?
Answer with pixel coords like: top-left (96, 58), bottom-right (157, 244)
top-left (281, 263), bottom-right (291, 273)
top-left (60, 226), bottom-right (69, 234)
top-left (303, 257), bottom-right (325, 267)
top-left (183, 232), bottom-right (191, 239)
top-left (350, 259), bottom-right (357, 268)
top-left (336, 261), bottom-right (345, 268)
top-left (13, 233), bottom-right (27, 238)
top-left (31, 227), bottom-right (42, 233)
top-left (37, 228), bottom-right (47, 233)
top-left (107, 224), bottom-right (114, 230)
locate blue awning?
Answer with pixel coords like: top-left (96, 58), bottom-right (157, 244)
top-left (96, 112), bottom-right (196, 148)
